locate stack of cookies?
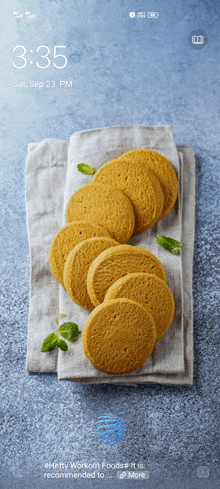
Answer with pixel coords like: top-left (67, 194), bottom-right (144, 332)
top-left (48, 148), bottom-right (177, 375)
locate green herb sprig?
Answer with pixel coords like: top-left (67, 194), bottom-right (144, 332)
top-left (77, 163), bottom-right (95, 175)
top-left (155, 235), bottom-right (182, 255)
top-left (41, 314), bottom-right (80, 352)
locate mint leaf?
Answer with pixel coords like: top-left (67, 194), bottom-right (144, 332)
top-left (155, 235), bottom-right (182, 254)
top-left (57, 338), bottom-right (68, 351)
top-left (41, 333), bottom-right (58, 352)
top-left (77, 163), bottom-right (95, 175)
top-left (41, 316), bottom-right (80, 353)
top-left (59, 322), bottom-right (79, 340)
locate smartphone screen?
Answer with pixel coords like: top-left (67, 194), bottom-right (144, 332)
top-left (1, 2), bottom-right (219, 488)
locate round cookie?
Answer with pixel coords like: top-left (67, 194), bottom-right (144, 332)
top-left (63, 237), bottom-right (120, 310)
top-left (91, 159), bottom-right (164, 234)
top-left (105, 272), bottom-right (175, 341)
top-left (87, 244), bottom-right (166, 307)
top-left (48, 221), bottom-right (112, 287)
top-left (65, 183), bottom-right (135, 244)
top-left (82, 298), bottom-right (157, 374)
top-left (118, 149), bottom-right (178, 219)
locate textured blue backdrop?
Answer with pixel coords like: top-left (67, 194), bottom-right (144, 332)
top-left (1, 0), bottom-right (220, 488)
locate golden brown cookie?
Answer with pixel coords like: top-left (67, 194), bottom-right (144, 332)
top-left (118, 149), bottom-right (178, 219)
top-left (82, 298), bottom-right (156, 374)
top-left (91, 158), bottom-right (164, 233)
top-left (63, 237), bottom-right (120, 310)
top-left (87, 244), bottom-right (166, 307)
top-left (105, 272), bottom-right (175, 341)
top-left (65, 183), bottom-right (135, 244)
top-left (48, 221), bottom-right (112, 287)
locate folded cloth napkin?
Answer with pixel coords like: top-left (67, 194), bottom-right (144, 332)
top-left (25, 125), bottom-right (195, 385)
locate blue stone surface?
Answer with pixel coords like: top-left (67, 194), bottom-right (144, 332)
top-left (1, 0), bottom-right (220, 488)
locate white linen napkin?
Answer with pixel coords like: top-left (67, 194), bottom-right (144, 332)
top-left (25, 126), bottom-right (195, 385)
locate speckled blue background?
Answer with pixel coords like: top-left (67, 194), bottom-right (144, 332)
top-left (1, 0), bottom-right (220, 488)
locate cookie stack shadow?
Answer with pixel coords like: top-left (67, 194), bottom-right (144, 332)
top-left (48, 149), bottom-right (178, 374)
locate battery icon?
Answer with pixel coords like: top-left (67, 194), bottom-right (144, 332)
top-left (147, 12), bottom-right (159, 18)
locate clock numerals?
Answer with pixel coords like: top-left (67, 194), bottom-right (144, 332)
top-left (53, 46), bottom-right (67, 69)
top-left (36, 45), bottom-right (51, 69)
top-left (13, 46), bottom-right (68, 69)
top-left (13, 45), bottom-right (27, 69)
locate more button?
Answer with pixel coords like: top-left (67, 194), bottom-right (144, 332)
top-left (117, 470), bottom-right (149, 479)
